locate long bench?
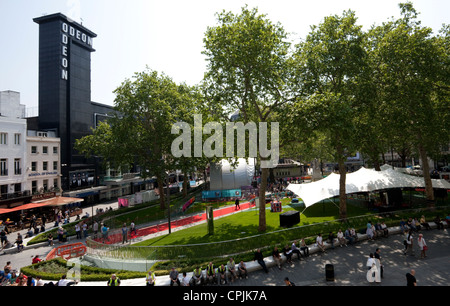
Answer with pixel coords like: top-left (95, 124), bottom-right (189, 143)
top-left (153, 221), bottom-right (448, 286)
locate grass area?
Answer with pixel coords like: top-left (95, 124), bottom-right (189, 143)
top-left (133, 198), bottom-right (370, 247)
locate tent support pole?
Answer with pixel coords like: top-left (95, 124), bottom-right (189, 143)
top-left (327, 198), bottom-right (340, 209)
top-left (299, 207), bottom-right (307, 216)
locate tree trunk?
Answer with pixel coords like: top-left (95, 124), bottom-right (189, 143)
top-left (183, 171), bottom-right (188, 198)
top-left (157, 175), bottom-right (165, 210)
top-left (336, 144), bottom-right (347, 220)
top-left (258, 167), bottom-right (269, 232)
top-left (338, 159), bottom-right (347, 220)
top-left (374, 160), bottom-right (381, 171)
top-left (418, 143), bottom-right (435, 207)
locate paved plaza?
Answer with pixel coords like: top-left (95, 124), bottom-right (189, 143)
top-left (237, 228), bottom-right (450, 286)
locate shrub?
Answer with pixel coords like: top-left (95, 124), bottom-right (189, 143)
top-left (21, 258), bottom-right (146, 281)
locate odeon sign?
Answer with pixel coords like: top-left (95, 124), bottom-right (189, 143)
top-left (60, 22), bottom-right (94, 81)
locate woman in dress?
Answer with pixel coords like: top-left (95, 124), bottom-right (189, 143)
top-left (417, 233), bottom-right (427, 259)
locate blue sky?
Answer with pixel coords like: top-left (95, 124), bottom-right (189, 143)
top-left (0, 0), bottom-right (448, 109)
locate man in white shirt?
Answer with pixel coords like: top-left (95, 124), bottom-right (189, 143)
top-left (57, 275), bottom-right (77, 286)
top-left (75, 223), bottom-right (81, 239)
top-left (337, 229), bottom-right (347, 247)
top-left (130, 221), bottom-right (136, 237)
top-left (316, 233), bottom-right (325, 252)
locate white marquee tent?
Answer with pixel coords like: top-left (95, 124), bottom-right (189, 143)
top-left (286, 167), bottom-right (450, 208)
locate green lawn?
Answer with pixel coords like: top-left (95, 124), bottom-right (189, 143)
top-left (134, 198), bottom-right (370, 247)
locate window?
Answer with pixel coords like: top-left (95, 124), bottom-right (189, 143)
top-left (53, 161), bottom-right (58, 171)
top-left (0, 159), bottom-right (7, 176)
top-left (31, 162), bottom-right (37, 172)
top-left (43, 180), bottom-right (48, 191)
top-left (43, 146), bottom-right (48, 154)
top-left (43, 161), bottom-right (48, 171)
top-left (14, 133), bottom-right (21, 145)
top-left (53, 146), bottom-right (58, 154)
top-left (31, 146), bottom-right (37, 154)
top-left (32, 181), bottom-right (37, 193)
top-left (53, 178), bottom-right (58, 189)
top-left (0, 133), bottom-right (7, 145)
top-left (0, 185), bottom-right (7, 196)
top-left (14, 159), bottom-right (21, 175)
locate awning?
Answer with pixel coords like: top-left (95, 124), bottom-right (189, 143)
top-left (0, 196), bottom-right (84, 215)
top-left (32, 196), bottom-right (84, 206)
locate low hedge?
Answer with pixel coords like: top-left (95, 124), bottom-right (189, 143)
top-left (20, 257), bottom-right (146, 281)
top-left (151, 248), bottom-right (262, 276)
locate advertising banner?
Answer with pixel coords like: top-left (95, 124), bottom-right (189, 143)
top-left (182, 197), bottom-right (196, 212)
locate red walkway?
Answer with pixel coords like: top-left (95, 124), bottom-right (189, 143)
top-left (98, 202), bottom-right (255, 245)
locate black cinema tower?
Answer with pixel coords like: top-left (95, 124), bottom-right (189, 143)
top-left (33, 13), bottom-right (115, 192)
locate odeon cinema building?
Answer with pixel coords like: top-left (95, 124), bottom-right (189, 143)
top-left (31, 13), bottom-right (146, 204)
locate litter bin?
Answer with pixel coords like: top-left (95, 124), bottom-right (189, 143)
top-left (325, 264), bottom-right (334, 281)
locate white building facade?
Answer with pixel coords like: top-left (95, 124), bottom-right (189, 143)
top-left (26, 130), bottom-right (61, 194)
top-left (0, 91), bottom-right (28, 199)
top-left (0, 117), bottom-right (28, 198)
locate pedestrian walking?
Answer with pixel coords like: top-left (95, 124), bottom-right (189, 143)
top-left (366, 253), bottom-right (375, 271)
top-left (417, 233), bottom-right (428, 259)
top-left (235, 198), bottom-right (240, 210)
top-left (1, 227), bottom-right (8, 249)
top-left (130, 221), bottom-right (136, 237)
top-left (406, 269), bottom-right (417, 286)
top-left (101, 223), bottom-right (109, 243)
top-left (75, 223), bottom-right (81, 239)
top-left (93, 220), bottom-right (98, 237)
top-left (374, 248), bottom-right (384, 278)
top-left (107, 274), bottom-right (120, 286)
top-left (15, 233), bottom-right (23, 252)
top-left (121, 223), bottom-right (128, 244)
top-left (284, 277), bottom-right (295, 286)
top-left (404, 230), bottom-right (414, 256)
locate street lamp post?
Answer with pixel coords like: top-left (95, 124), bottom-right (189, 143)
top-left (166, 174), bottom-right (171, 234)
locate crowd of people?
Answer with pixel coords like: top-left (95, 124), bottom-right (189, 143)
top-left (399, 214), bottom-right (444, 259)
top-left (164, 256), bottom-right (249, 287)
top-left (158, 211), bottom-right (449, 287)
top-left (0, 260), bottom-right (45, 286)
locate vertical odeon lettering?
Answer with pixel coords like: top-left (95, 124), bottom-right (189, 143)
top-left (60, 22), bottom-right (94, 81)
top-left (61, 23), bottom-right (69, 80)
